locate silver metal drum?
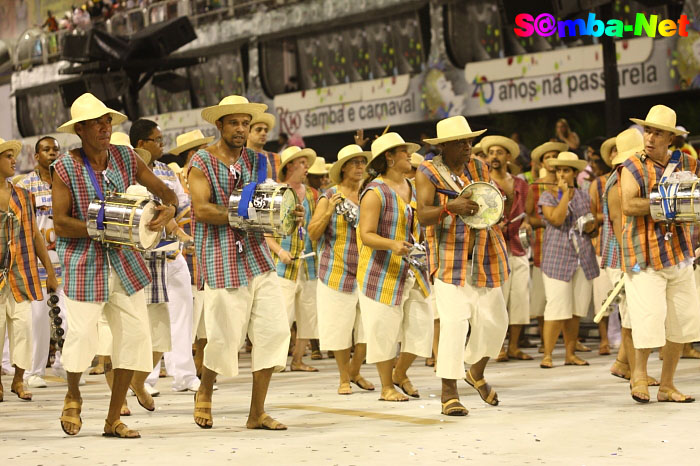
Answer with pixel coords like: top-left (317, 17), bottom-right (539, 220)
top-left (518, 229), bottom-right (531, 249)
top-left (228, 182), bottom-right (298, 235)
top-left (575, 212), bottom-right (595, 232)
top-left (335, 197), bottom-right (359, 228)
top-left (650, 180), bottom-right (700, 223)
top-left (87, 195), bottom-right (162, 250)
top-left (403, 242), bottom-right (428, 272)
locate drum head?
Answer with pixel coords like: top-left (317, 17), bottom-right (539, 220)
top-left (279, 188), bottom-right (298, 236)
top-left (461, 182), bottom-right (504, 229)
top-left (139, 201), bottom-right (162, 249)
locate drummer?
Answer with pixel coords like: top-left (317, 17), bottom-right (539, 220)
top-left (188, 95), bottom-right (297, 430)
top-left (620, 105), bottom-right (700, 403)
top-left (481, 135), bottom-right (532, 362)
top-left (0, 137), bottom-right (59, 403)
top-left (538, 152), bottom-right (599, 369)
top-left (265, 146), bottom-right (320, 372)
top-left (415, 116), bottom-right (509, 416)
top-left (357, 133), bottom-right (433, 401)
top-left (52, 93), bottom-right (177, 438)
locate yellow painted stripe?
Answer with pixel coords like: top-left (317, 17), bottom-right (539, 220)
top-left (276, 404), bottom-right (447, 425)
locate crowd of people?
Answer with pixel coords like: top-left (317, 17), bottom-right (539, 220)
top-left (1, 91), bottom-right (700, 439)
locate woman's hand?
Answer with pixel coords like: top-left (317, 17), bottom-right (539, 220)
top-left (278, 249), bottom-right (293, 264)
top-left (391, 240), bottom-right (412, 256)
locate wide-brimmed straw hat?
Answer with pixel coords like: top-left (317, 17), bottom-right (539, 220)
top-left (410, 153), bottom-right (424, 168)
top-left (472, 143), bottom-right (484, 157)
top-left (630, 105), bottom-right (688, 136)
top-left (531, 141), bottom-right (568, 163)
top-left (278, 146), bottom-right (317, 180)
top-left (308, 156), bottom-right (328, 176)
top-left (330, 144), bottom-right (371, 184)
top-left (201, 95), bottom-right (267, 126)
top-left (370, 132), bottom-right (420, 160)
top-left (0, 138), bottom-right (22, 157)
top-left (170, 129), bottom-right (215, 155)
top-left (250, 112), bottom-right (276, 130)
top-left (110, 132), bottom-right (151, 165)
top-left (57, 93), bottom-right (127, 134)
top-left (480, 135), bottom-right (520, 159)
top-left (600, 137), bottom-right (616, 167)
top-left (423, 116), bottom-right (486, 144)
top-left (611, 129), bottom-right (644, 166)
top-left (548, 151), bottom-right (588, 171)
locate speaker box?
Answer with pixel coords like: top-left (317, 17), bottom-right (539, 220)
top-left (61, 29), bottom-right (129, 63)
top-left (59, 74), bottom-right (128, 108)
top-left (127, 17), bottom-right (196, 60)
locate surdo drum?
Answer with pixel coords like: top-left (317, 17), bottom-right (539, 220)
top-left (650, 179), bottom-right (700, 223)
top-left (87, 194), bottom-right (162, 250)
top-left (228, 182), bottom-right (298, 235)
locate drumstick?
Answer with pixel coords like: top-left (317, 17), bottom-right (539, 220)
top-left (381, 125), bottom-right (390, 136)
top-left (293, 252), bottom-right (316, 260)
top-left (508, 212), bottom-right (526, 224)
top-left (594, 276), bottom-right (625, 323)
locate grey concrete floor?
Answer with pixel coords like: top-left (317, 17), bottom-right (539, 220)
top-left (1, 346), bottom-right (699, 465)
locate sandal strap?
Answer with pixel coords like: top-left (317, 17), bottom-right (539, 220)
top-left (64, 401), bottom-right (83, 410)
top-left (60, 415), bottom-right (82, 425)
top-left (485, 388), bottom-right (497, 404)
top-left (194, 411), bottom-right (213, 420)
top-left (195, 401), bottom-right (212, 409)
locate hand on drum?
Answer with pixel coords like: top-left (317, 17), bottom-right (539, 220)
top-left (328, 192), bottom-right (344, 208)
top-left (149, 204), bottom-right (176, 231)
top-left (278, 249), bottom-right (293, 265)
top-left (293, 203), bottom-right (306, 226)
top-left (391, 240), bottom-right (413, 256)
top-left (519, 222), bottom-right (532, 236)
top-left (447, 190), bottom-right (480, 216)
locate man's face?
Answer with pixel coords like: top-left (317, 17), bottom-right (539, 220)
top-left (35, 138), bottom-right (60, 169)
top-left (486, 145), bottom-right (510, 171)
top-left (217, 114), bottom-right (251, 150)
top-left (140, 126), bottom-right (164, 161)
top-left (672, 135), bottom-right (685, 147)
top-left (440, 138), bottom-right (473, 162)
top-left (284, 157), bottom-right (309, 183)
top-left (542, 151), bottom-right (558, 173)
top-left (643, 126), bottom-right (674, 157)
top-left (0, 150), bottom-right (16, 179)
top-left (248, 123), bottom-right (269, 147)
top-left (75, 114), bottom-right (112, 151)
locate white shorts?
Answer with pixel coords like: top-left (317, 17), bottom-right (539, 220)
top-left (542, 267), bottom-right (592, 321)
top-left (316, 281), bottom-right (365, 351)
top-left (0, 287), bottom-right (32, 371)
top-left (593, 256), bottom-right (614, 318)
top-left (530, 266), bottom-right (546, 318)
top-left (502, 253), bottom-right (531, 325)
top-left (605, 267), bottom-right (630, 328)
top-left (279, 270), bottom-right (318, 339)
top-left (192, 286), bottom-right (206, 341)
top-left (148, 302), bottom-right (172, 353)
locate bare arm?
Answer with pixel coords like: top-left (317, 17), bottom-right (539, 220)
top-left (620, 167), bottom-right (649, 217)
top-left (608, 181), bottom-right (623, 245)
top-left (526, 186), bottom-right (545, 229)
top-left (542, 189), bottom-right (572, 227)
top-left (359, 191), bottom-right (410, 255)
top-left (136, 157), bottom-right (177, 230)
top-left (415, 169), bottom-right (478, 226)
top-left (52, 171), bottom-right (89, 238)
top-left (32, 215), bottom-right (57, 292)
top-left (308, 196), bottom-right (334, 241)
top-left (188, 166), bottom-right (229, 225)
top-left (589, 180), bottom-right (602, 226)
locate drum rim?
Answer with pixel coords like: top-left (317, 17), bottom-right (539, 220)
top-left (461, 181), bottom-right (504, 229)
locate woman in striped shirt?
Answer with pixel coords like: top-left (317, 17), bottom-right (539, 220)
top-left (307, 144), bottom-right (375, 395)
top-left (357, 133), bottom-right (432, 402)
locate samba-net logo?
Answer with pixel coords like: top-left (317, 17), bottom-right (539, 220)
top-left (514, 13), bottom-right (690, 38)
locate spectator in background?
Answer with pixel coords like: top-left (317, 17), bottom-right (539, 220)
top-left (671, 126), bottom-right (698, 158)
top-left (511, 132), bottom-right (531, 167)
top-left (42, 10), bottom-right (59, 32)
top-left (555, 118), bottom-right (580, 151)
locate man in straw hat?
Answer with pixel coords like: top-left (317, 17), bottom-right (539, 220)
top-left (620, 105), bottom-right (700, 403)
top-left (265, 146), bottom-right (320, 372)
top-left (415, 116), bottom-right (509, 416)
top-left (52, 93), bottom-right (178, 438)
top-left (246, 112), bottom-right (281, 181)
top-left (526, 141), bottom-right (568, 349)
top-left (0, 137), bottom-right (59, 403)
top-left (481, 135), bottom-right (533, 362)
top-left (306, 156), bottom-right (330, 192)
top-left (188, 95), bottom-right (298, 430)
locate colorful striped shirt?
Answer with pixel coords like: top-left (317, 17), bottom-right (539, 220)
top-left (273, 186), bottom-right (318, 280)
top-left (317, 186), bottom-right (360, 293)
top-left (15, 170), bottom-right (63, 286)
top-left (190, 148), bottom-right (274, 290)
top-left (417, 159), bottom-right (510, 288)
top-left (357, 177), bottom-right (430, 305)
top-left (0, 185), bottom-right (44, 302)
top-left (620, 152), bottom-right (698, 272)
top-left (600, 170), bottom-right (621, 269)
top-left (539, 189), bottom-right (600, 281)
top-left (528, 181), bottom-right (547, 267)
top-left (262, 151), bottom-right (281, 182)
top-left (591, 174), bottom-right (609, 256)
top-left (500, 176), bottom-right (529, 257)
top-left (53, 145), bottom-right (152, 302)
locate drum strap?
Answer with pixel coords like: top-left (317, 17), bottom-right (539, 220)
top-left (80, 149), bottom-right (106, 231)
top-left (237, 152), bottom-right (268, 219)
top-left (658, 150), bottom-right (683, 220)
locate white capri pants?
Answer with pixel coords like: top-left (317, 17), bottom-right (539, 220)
top-left (316, 280), bottom-right (366, 351)
top-left (279, 269), bottom-right (318, 339)
top-left (28, 287), bottom-right (67, 377)
top-left (0, 287), bottom-right (33, 371)
top-left (542, 267), bottom-right (592, 321)
top-left (202, 271), bottom-right (290, 377)
top-left (625, 263), bottom-right (700, 349)
top-left (62, 272), bottom-right (152, 373)
top-left (593, 256), bottom-right (614, 318)
top-left (434, 276), bottom-right (508, 380)
top-left (359, 280), bottom-right (433, 364)
top-left (530, 266), bottom-right (546, 318)
top-left (502, 253), bottom-right (531, 325)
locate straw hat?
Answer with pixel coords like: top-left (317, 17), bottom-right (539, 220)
top-left (250, 113), bottom-right (276, 130)
top-left (330, 144), bottom-right (371, 184)
top-left (278, 146), bottom-right (317, 180)
top-left (531, 141), bottom-right (568, 163)
top-left (472, 143), bottom-right (483, 157)
top-left (325, 163), bottom-right (332, 172)
top-left (480, 135), bottom-right (520, 159)
top-left (611, 128), bottom-right (644, 166)
top-left (423, 116), bottom-right (486, 144)
top-left (410, 153), bottom-right (424, 168)
top-left (167, 162), bottom-right (183, 174)
top-left (630, 105), bottom-right (688, 136)
top-left (308, 156), bottom-right (328, 176)
top-left (0, 138), bottom-right (22, 157)
top-left (370, 133), bottom-right (420, 160)
top-left (57, 93), bottom-right (127, 134)
top-left (676, 126), bottom-right (689, 139)
top-left (170, 130), bottom-right (215, 155)
top-left (201, 95), bottom-right (267, 126)
top-left (110, 132), bottom-right (151, 165)
top-left (548, 151), bottom-right (588, 171)
top-left (600, 137), bottom-right (616, 167)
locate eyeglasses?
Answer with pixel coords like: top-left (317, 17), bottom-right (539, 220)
top-left (144, 137), bottom-right (164, 145)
